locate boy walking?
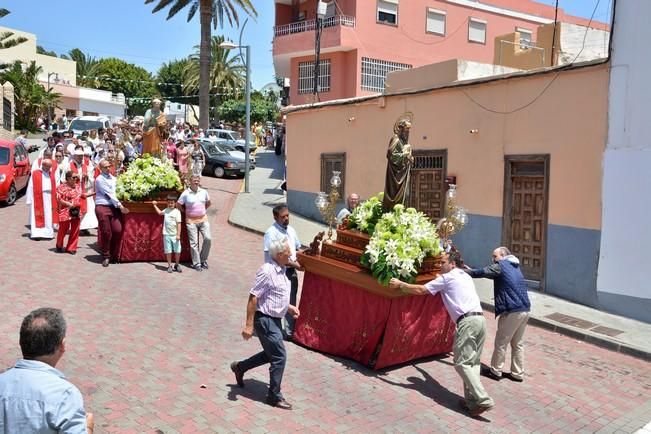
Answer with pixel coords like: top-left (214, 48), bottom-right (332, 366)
top-left (153, 196), bottom-right (183, 273)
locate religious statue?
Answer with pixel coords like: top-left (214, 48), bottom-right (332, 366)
top-left (142, 98), bottom-right (167, 156)
top-left (382, 113), bottom-right (414, 212)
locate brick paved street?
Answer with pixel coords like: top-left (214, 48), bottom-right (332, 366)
top-left (1, 176), bottom-right (650, 433)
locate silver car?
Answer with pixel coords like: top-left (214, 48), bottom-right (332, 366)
top-left (204, 129), bottom-right (257, 153)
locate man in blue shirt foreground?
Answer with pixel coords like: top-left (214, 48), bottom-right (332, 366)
top-left (0, 307), bottom-right (94, 433)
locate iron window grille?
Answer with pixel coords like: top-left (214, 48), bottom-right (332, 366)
top-left (361, 57), bottom-right (412, 93)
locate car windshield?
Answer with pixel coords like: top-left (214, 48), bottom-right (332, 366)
top-left (228, 131), bottom-right (241, 140)
top-left (70, 120), bottom-right (103, 131)
top-left (203, 144), bottom-right (226, 155)
top-left (0, 147), bottom-right (9, 165)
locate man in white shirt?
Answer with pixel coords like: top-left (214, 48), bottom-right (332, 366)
top-left (177, 175), bottom-right (212, 271)
top-left (263, 204), bottom-right (302, 339)
top-left (390, 251), bottom-right (495, 417)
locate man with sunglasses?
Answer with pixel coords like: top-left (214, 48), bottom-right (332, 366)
top-left (94, 159), bottom-right (129, 267)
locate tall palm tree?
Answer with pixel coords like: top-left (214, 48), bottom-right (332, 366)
top-left (145, 0), bottom-right (256, 129)
top-left (67, 48), bottom-right (100, 88)
top-left (184, 35), bottom-right (245, 121)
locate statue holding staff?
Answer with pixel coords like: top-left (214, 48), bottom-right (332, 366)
top-left (382, 113), bottom-right (414, 212)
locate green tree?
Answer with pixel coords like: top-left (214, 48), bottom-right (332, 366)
top-left (36, 45), bottom-right (58, 57)
top-left (0, 61), bottom-right (61, 130)
top-left (67, 48), bottom-right (100, 88)
top-left (218, 90), bottom-right (278, 126)
top-left (156, 58), bottom-right (192, 103)
top-left (94, 58), bottom-right (158, 115)
top-left (145, 0), bottom-right (257, 129)
top-left (0, 9), bottom-right (27, 49)
top-left (184, 35), bottom-right (244, 123)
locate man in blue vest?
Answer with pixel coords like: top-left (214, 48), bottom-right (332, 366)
top-left (466, 246), bottom-right (531, 382)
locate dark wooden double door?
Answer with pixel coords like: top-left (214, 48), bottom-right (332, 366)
top-left (406, 150), bottom-right (447, 221)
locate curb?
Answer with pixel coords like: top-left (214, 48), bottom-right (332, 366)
top-left (480, 301), bottom-right (651, 362)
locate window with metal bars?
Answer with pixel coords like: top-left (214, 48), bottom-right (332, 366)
top-left (361, 57), bottom-right (411, 93)
top-left (297, 59), bottom-right (331, 95)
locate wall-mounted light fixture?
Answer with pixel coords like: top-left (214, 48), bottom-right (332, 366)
top-left (469, 129), bottom-right (479, 134)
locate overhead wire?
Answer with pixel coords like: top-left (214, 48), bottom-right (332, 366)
top-left (460, 0), bottom-right (606, 115)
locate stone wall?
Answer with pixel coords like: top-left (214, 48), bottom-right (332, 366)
top-left (0, 81), bottom-right (15, 140)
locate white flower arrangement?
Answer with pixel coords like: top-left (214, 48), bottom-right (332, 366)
top-left (116, 155), bottom-right (183, 201)
top-left (360, 203), bottom-right (442, 285)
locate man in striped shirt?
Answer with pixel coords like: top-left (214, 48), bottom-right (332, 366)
top-left (230, 237), bottom-right (300, 410)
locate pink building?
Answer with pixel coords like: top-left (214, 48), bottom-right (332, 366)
top-left (273, 0), bottom-right (608, 105)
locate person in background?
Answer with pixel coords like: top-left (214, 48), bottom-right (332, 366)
top-left (336, 193), bottom-right (360, 224)
top-left (189, 140), bottom-right (205, 177)
top-left (153, 196), bottom-right (183, 273)
top-left (56, 170), bottom-right (84, 255)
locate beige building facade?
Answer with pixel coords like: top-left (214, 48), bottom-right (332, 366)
top-left (283, 59), bottom-right (609, 312)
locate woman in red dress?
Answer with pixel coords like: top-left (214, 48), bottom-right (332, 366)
top-left (56, 170), bottom-right (84, 254)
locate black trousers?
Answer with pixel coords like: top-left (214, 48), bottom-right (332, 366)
top-left (284, 267), bottom-right (298, 335)
top-left (238, 312), bottom-right (287, 402)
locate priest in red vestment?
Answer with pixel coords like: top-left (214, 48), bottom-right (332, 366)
top-left (26, 159), bottom-right (59, 239)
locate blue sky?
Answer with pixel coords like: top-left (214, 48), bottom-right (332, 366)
top-left (0, 0), bottom-right (612, 91)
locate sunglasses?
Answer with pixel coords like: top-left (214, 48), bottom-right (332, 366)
top-left (71, 176), bottom-right (80, 180)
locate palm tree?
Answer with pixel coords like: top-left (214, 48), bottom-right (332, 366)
top-left (0, 61), bottom-right (61, 130)
top-left (67, 48), bottom-right (100, 87)
top-left (145, 0), bottom-right (256, 129)
top-left (184, 35), bottom-right (245, 122)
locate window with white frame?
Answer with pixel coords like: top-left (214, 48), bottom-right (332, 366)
top-left (297, 59), bottom-right (331, 94)
top-left (377, 0), bottom-right (398, 25)
top-left (426, 8), bottom-right (446, 36)
top-left (361, 57), bottom-right (412, 93)
top-left (468, 18), bottom-right (487, 44)
top-left (516, 27), bottom-right (533, 47)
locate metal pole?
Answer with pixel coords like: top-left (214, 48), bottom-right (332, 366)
top-left (47, 74), bottom-right (51, 130)
top-left (244, 45), bottom-right (251, 193)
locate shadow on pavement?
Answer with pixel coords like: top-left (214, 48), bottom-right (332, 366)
top-left (254, 152), bottom-right (284, 181)
top-left (226, 378), bottom-right (270, 406)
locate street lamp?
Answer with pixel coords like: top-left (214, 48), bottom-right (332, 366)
top-left (220, 40), bottom-right (251, 193)
top-left (47, 72), bottom-right (58, 130)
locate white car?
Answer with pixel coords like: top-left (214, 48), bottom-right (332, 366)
top-left (204, 129), bottom-right (257, 153)
top-left (69, 116), bottom-right (112, 137)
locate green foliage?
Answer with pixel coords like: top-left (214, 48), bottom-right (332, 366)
top-left (217, 93), bottom-right (279, 125)
top-left (157, 58), bottom-right (192, 104)
top-left (68, 49), bottom-right (100, 88)
top-left (95, 58), bottom-right (158, 115)
top-left (144, 0), bottom-right (257, 29)
top-left (0, 61), bottom-right (61, 130)
top-left (116, 155), bottom-right (183, 201)
top-left (347, 193), bottom-right (384, 234)
top-left (0, 9), bottom-right (28, 50)
top-left (36, 45), bottom-right (58, 57)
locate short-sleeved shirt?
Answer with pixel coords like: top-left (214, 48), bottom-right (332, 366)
top-left (163, 207), bottom-right (182, 236)
top-left (263, 222), bottom-right (301, 263)
top-left (250, 262), bottom-right (291, 318)
top-left (424, 268), bottom-right (483, 323)
top-left (0, 359), bottom-right (87, 434)
top-left (177, 188), bottom-right (210, 224)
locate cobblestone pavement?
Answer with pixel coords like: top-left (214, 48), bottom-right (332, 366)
top-left (1, 176), bottom-right (650, 434)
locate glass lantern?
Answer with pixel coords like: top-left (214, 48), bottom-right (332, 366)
top-left (447, 184), bottom-right (457, 200)
top-left (330, 171), bottom-right (342, 188)
top-left (314, 192), bottom-right (328, 210)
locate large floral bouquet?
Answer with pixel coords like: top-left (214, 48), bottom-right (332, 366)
top-left (116, 155), bottom-right (183, 201)
top-left (360, 204), bottom-right (441, 285)
top-left (347, 193), bottom-right (384, 234)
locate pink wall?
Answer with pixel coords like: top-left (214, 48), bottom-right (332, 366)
top-left (289, 50), bottom-right (358, 105)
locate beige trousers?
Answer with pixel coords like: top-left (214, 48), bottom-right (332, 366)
top-left (490, 311), bottom-right (530, 380)
top-left (454, 315), bottom-right (494, 409)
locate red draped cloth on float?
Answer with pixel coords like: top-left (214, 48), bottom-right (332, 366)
top-left (293, 272), bottom-right (455, 370)
top-left (115, 212), bottom-right (192, 262)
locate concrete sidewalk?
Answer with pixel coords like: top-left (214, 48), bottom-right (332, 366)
top-left (229, 150), bottom-right (651, 362)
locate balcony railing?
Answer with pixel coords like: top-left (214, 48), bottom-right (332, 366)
top-left (274, 15), bottom-right (355, 37)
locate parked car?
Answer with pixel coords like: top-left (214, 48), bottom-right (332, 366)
top-left (0, 139), bottom-right (31, 205)
top-left (204, 129), bottom-right (257, 153)
top-left (69, 116), bottom-right (112, 137)
top-left (198, 141), bottom-right (256, 178)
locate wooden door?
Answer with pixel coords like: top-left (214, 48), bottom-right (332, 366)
top-left (502, 155), bottom-right (549, 284)
top-left (407, 150), bottom-right (446, 221)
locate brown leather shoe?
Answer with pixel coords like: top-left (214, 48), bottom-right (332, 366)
top-left (503, 372), bottom-right (524, 382)
top-left (230, 362), bottom-right (244, 387)
top-left (469, 404), bottom-right (494, 417)
top-left (458, 399), bottom-right (469, 411)
top-left (266, 397), bottom-right (292, 410)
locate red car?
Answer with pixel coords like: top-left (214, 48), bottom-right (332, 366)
top-left (0, 139), bottom-right (31, 205)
